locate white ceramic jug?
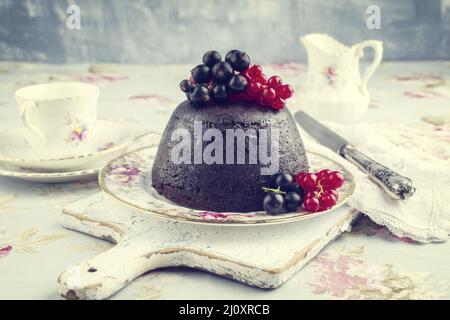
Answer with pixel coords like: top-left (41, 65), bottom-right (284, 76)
top-left (299, 34), bottom-right (383, 124)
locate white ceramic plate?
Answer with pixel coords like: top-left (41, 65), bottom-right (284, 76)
top-left (0, 131), bottom-right (161, 183)
top-left (0, 161), bottom-right (99, 183)
top-left (0, 120), bottom-right (137, 171)
top-left (99, 147), bottom-right (356, 226)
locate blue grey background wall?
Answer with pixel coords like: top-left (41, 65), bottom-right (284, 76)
top-left (0, 0), bottom-right (449, 63)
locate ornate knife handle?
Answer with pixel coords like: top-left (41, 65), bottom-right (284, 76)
top-left (340, 145), bottom-right (416, 200)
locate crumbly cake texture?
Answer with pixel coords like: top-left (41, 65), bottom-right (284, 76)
top-left (151, 100), bottom-right (309, 212)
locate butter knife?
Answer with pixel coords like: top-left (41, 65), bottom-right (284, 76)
top-left (294, 111), bottom-right (415, 200)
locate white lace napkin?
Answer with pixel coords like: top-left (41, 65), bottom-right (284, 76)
top-left (299, 122), bottom-right (450, 243)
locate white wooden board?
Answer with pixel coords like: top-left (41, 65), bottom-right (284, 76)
top-left (57, 192), bottom-right (359, 300)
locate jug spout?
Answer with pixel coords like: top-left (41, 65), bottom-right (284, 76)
top-left (300, 33), bottom-right (349, 57)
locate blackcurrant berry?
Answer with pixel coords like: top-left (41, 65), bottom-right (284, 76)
top-left (284, 192), bottom-right (302, 212)
top-left (227, 74), bottom-right (248, 94)
top-left (191, 64), bottom-right (211, 84)
top-left (225, 49), bottom-right (240, 62)
top-left (189, 84), bottom-right (211, 107)
top-left (211, 62), bottom-right (234, 84)
top-left (202, 50), bottom-right (222, 67)
top-left (211, 84), bottom-right (228, 103)
top-left (282, 182), bottom-right (302, 194)
top-left (226, 50), bottom-right (250, 71)
top-left (263, 192), bottom-right (284, 215)
top-left (273, 173), bottom-right (293, 189)
top-left (179, 79), bottom-right (194, 93)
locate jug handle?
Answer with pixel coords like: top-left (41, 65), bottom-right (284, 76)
top-left (355, 40), bottom-right (383, 95)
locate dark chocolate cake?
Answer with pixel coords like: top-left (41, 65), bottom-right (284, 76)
top-left (151, 100), bottom-right (309, 212)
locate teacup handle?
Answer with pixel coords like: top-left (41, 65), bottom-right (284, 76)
top-left (355, 40), bottom-right (383, 95)
top-left (21, 100), bottom-right (46, 143)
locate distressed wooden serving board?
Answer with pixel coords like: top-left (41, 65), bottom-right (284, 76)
top-left (58, 192), bottom-right (359, 300)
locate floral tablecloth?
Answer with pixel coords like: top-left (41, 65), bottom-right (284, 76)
top-left (0, 61), bottom-right (449, 300)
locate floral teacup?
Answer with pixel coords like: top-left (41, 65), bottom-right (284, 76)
top-left (15, 82), bottom-right (99, 158)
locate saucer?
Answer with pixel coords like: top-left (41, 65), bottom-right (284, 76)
top-left (0, 132), bottom-right (161, 183)
top-left (0, 120), bottom-right (140, 171)
top-left (99, 147), bottom-right (356, 226)
top-left (0, 161), bottom-right (99, 183)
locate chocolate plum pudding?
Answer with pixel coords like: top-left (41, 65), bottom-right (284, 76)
top-left (151, 101), bottom-right (309, 212)
top-left (151, 50), bottom-right (309, 212)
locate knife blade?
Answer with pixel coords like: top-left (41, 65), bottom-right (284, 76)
top-left (294, 111), bottom-right (416, 200)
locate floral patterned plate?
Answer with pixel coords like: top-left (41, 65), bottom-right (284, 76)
top-left (99, 146), bottom-right (356, 226)
top-left (0, 120), bottom-right (149, 171)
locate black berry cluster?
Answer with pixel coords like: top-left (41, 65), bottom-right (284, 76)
top-left (262, 173), bottom-right (304, 215)
top-left (179, 50), bottom-right (250, 107)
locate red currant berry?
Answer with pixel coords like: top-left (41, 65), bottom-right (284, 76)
top-left (325, 188), bottom-right (338, 199)
top-left (316, 169), bottom-right (332, 182)
top-left (259, 96), bottom-right (270, 107)
top-left (296, 173), bottom-right (318, 191)
top-left (270, 96), bottom-right (286, 110)
top-left (304, 190), bottom-right (319, 198)
top-left (260, 84), bottom-right (268, 94)
top-left (322, 171), bottom-right (345, 189)
top-left (319, 192), bottom-right (337, 210)
top-left (329, 190), bottom-right (339, 204)
top-left (267, 76), bottom-right (283, 90)
top-left (295, 172), bottom-right (309, 187)
top-left (254, 74), bottom-right (268, 85)
top-left (241, 70), bottom-right (252, 82)
top-left (248, 64), bottom-right (263, 78)
top-left (246, 90), bottom-right (259, 99)
top-left (248, 81), bottom-right (263, 96)
top-left (304, 196), bottom-right (320, 212)
top-left (278, 84), bottom-right (294, 99)
top-left (262, 87), bottom-right (276, 100)
top-left (242, 90), bottom-right (255, 101)
top-left (249, 91), bottom-right (262, 100)
top-left (295, 172), bottom-right (306, 179)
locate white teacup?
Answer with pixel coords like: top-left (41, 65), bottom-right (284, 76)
top-left (15, 82), bottom-right (99, 158)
